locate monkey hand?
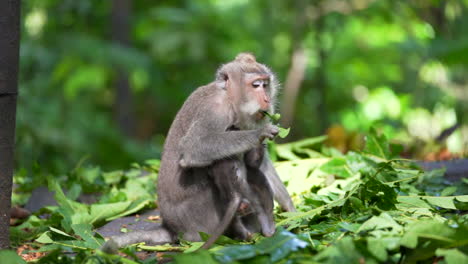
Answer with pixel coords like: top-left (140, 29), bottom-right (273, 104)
top-left (259, 123), bottom-right (279, 142)
top-left (245, 145), bottom-right (265, 168)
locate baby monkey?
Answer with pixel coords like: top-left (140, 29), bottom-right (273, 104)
top-left (201, 142), bottom-right (275, 249)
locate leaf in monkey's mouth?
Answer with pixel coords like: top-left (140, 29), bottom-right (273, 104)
top-left (261, 111), bottom-right (290, 138)
top-left (261, 111), bottom-right (281, 123)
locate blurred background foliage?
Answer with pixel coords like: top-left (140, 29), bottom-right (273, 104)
top-left (17, 0), bottom-right (468, 174)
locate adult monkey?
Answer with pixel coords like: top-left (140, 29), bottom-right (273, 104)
top-left (102, 53), bottom-right (295, 252)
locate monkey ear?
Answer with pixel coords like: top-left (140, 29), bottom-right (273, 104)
top-left (215, 68), bottom-right (230, 90)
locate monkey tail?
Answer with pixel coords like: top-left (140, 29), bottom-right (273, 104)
top-left (101, 227), bottom-right (175, 254)
top-left (200, 195), bottom-right (242, 250)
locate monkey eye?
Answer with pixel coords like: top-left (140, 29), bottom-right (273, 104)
top-left (252, 80), bottom-right (262, 88)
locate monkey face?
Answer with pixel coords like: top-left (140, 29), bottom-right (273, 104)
top-left (245, 74), bottom-right (271, 111)
top-left (241, 73), bottom-right (272, 120)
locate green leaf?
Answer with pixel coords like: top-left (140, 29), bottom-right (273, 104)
top-left (36, 231), bottom-right (54, 244)
top-left (364, 128), bottom-right (391, 159)
top-left (262, 111), bottom-right (281, 123)
top-left (255, 229), bottom-right (308, 262)
top-left (0, 250), bottom-right (26, 264)
top-left (49, 227), bottom-right (74, 238)
top-left (275, 136), bottom-right (327, 160)
top-left (358, 177), bottom-right (397, 210)
top-left (400, 220), bottom-right (468, 249)
top-left (397, 195), bottom-right (468, 210)
top-left (454, 197), bottom-right (468, 210)
top-left (275, 158), bottom-right (329, 195)
top-left (139, 243), bottom-right (186, 252)
top-left (102, 170), bottom-right (125, 185)
top-left (436, 248), bottom-right (468, 264)
top-left (71, 223), bottom-right (104, 249)
top-left (338, 221), bottom-right (361, 233)
top-left (367, 237), bottom-right (388, 261)
top-left (90, 201), bottom-right (132, 222)
top-left (357, 213), bottom-right (402, 234)
top-left (314, 237), bottom-right (363, 263)
top-left (441, 186), bottom-right (457, 196)
top-left (319, 157), bottom-right (353, 178)
top-left (213, 245), bottom-right (256, 263)
top-left (173, 250), bottom-right (218, 264)
top-left (214, 229), bottom-right (307, 263)
top-left (77, 166), bottom-right (101, 184)
top-left (278, 127), bottom-right (290, 138)
top-left (105, 198), bottom-right (153, 221)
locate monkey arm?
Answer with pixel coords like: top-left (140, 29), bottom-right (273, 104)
top-left (178, 120), bottom-right (262, 168)
top-left (260, 155), bottom-right (296, 212)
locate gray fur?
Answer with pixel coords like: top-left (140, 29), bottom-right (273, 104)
top-left (101, 53), bottom-right (295, 253)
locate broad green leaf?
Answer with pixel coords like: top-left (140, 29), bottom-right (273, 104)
top-left (441, 186), bottom-right (457, 196)
top-left (358, 177), bottom-right (397, 210)
top-left (278, 191), bottom-right (351, 227)
top-left (0, 250), bottom-right (26, 264)
top-left (39, 236), bottom-right (90, 250)
top-left (278, 127), bottom-right (290, 138)
top-left (397, 196), bottom-right (432, 209)
top-left (49, 179), bottom-right (88, 232)
top-left (173, 249), bottom-right (221, 264)
top-left (77, 166), bottom-right (101, 184)
top-left (36, 231), bottom-right (54, 243)
top-left (314, 237), bottom-right (363, 263)
top-left (90, 201), bottom-right (132, 222)
top-left (102, 170), bottom-right (124, 185)
top-left (275, 158), bottom-right (329, 195)
top-left (275, 136), bottom-right (327, 160)
top-left (338, 222), bottom-right (361, 233)
top-left (319, 157), bottom-right (353, 178)
top-left (364, 128), bottom-right (391, 159)
top-left (71, 223), bottom-right (104, 249)
top-left (213, 245), bottom-right (256, 263)
top-left (357, 213), bottom-right (402, 234)
top-left (254, 229), bottom-right (308, 262)
top-left (436, 248), bottom-right (468, 264)
top-left (367, 237), bottom-right (388, 261)
top-left (397, 195), bottom-right (468, 210)
top-left (105, 199), bottom-right (153, 221)
top-left (214, 229), bottom-right (307, 263)
top-left (400, 220), bottom-right (468, 249)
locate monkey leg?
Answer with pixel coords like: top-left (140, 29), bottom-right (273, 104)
top-left (210, 158), bottom-right (275, 238)
top-left (200, 194), bottom-right (242, 250)
top-left (246, 167), bottom-right (275, 231)
top-left (260, 155), bottom-right (296, 212)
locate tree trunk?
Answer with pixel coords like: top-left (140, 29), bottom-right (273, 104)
top-left (280, 0), bottom-right (309, 129)
top-left (280, 48), bottom-right (308, 128)
top-left (112, 0), bottom-right (135, 138)
top-left (0, 0), bottom-right (21, 249)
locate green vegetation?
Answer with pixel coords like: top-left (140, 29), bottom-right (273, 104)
top-left (7, 131), bottom-right (468, 263)
top-left (17, 0), bottom-right (468, 174)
